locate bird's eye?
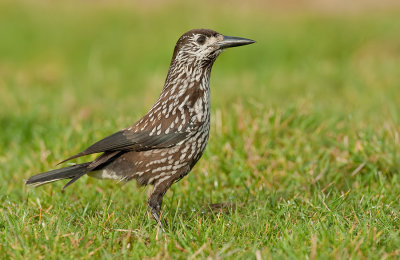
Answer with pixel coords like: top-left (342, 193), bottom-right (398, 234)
top-left (196, 35), bottom-right (206, 45)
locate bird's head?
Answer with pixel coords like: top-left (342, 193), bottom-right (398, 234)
top-left (171, 29), bottom-right (255, 68)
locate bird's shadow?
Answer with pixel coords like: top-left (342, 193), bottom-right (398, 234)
top-left (202, 202), bottom-right (238, 215)
top-left (165, 201), bottom-right (242, 232)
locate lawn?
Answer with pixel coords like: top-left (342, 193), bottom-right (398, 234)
top-left (1, 0), bottom-right (400, 259)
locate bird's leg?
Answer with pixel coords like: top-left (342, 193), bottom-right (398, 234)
top-left (148, 186), bottom-right (170, 231)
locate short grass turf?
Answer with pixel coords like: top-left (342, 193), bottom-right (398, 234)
top-left (1, 1), bottom-right (400, 259)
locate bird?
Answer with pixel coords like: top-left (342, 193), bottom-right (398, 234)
top-left (26, 29), bottom-right (255, 229)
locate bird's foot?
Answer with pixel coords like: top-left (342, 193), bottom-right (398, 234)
top-left (149, 206), bottom-right (168, 232)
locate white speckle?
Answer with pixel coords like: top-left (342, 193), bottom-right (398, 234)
top-left (170, 85), bottom-right (177, 94)
top-left (182, 145), bottom-right (190, 153)
top-left (178, 87), bottom-right (186, 97)
top-left (146, 157), bottom-right (167, 167)
top-left (153, 175), bottom-right (172, 190)
top-left (180, 153), bottom-right (186, 160)
top-left (140, 123), bottom-right (148, 131)
top-left (88, 169), bottom-right (122, 180)
top-left (152, 167), bottom-right (161, 173)
top-left (179, 95), bottom-right (190, 109)
top-left (193, 98), bottom-right (204, 122)
top-left (148, 173), bottom-right (165, 184)
top-left (167, 146), bottom-right (179, 154)
top-left (176, 140), bottom-right (185, 145)
top-left (168, 103), bottom-right (174, 113)
top-left (173, 164), bottom-right (185, 170)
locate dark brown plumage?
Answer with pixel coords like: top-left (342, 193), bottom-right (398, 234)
top-left (26, 29), bottom-right (255, 229)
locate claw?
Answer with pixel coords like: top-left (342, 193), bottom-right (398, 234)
top-left (149, 205), bottom-right (168, 232)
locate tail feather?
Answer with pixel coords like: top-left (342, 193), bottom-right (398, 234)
top-left (26, 162), bottom-right (91, 187)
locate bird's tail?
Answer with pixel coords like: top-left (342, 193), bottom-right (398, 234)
top-left (26, 162), bottom-right (91, 190)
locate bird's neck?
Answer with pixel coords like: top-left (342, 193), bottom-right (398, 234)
top-left (140, 63), bottom-right (212, 131)
top-left (146, 62), bottom-right (212, 124)
top-left (161, 61), bottom-right (212, 101)
top-left (164, 59), bottom-right (212, 88)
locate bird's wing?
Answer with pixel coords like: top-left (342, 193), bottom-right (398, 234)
top-left (58, 129), bottom-right (189, 164)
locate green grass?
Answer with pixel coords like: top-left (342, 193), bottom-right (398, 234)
top-left (1, 0), bottom-right (400, 258)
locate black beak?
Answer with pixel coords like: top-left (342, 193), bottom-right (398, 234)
top-left (218, 35), bottom-right (256, 49)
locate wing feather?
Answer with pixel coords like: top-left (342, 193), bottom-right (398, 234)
top-left (58, 129), bottom-right (189, 164)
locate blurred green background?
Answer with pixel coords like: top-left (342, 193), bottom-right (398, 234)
top-left (1, 0), bottom-right (400, 258)
top-left (1, 0), bottom-right (399, 121)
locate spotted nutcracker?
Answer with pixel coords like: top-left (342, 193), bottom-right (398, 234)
top-left (26, 29), bottom-right (255, 229)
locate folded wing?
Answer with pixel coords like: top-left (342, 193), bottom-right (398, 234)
top-left (58, 129), bottom-right (189, 164)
